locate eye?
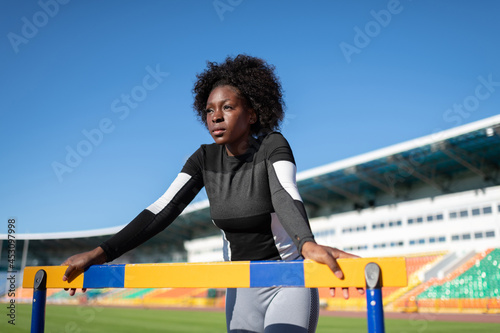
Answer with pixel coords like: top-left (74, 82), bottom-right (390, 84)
top-left (205, 108), bottom-right (213, 114)
top-left (223, 105), bottom-right (233, 110)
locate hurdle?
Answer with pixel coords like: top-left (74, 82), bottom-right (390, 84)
top-left (23, 258), bottom-right (407, 332)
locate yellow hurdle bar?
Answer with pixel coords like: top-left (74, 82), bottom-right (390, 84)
top-left (23, 258), bottom-right (407, 289)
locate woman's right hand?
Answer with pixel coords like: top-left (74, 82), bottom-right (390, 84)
top-left (61, 247), bottom-right (107, 296)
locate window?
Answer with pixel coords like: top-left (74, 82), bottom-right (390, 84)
top-left (436, 214), bottom-right (443, 221)
top-left (486, 230), bottom-right (495, 238)
top-left (429, 237), bottom-right (436, 243)
top-left (316, 229), bottom-right (335, 238)
top-left (438, 236), bottom-right (446, 242)
top-left (472, 208), bottom-right (480, 216)
top-left (416, 217), bottom-right (423, 223)
top-left (451, 235), bottom-right (459, 241)
top-left (408, 218), bottom-right (414, 225)
top-left (409, 240), bottom-right (416, 245)
top-left (483, 206), bottom-right (492, 215)
top-left (450, 212), bottom-right (457, 219)
top-left (418, 238), bottom-right (425, 244)
top-left (342, 227), bottom-right (353, 234)
top-left (460, 210), bottom-right (469, 218)
top-left (427, 215), bottom-right (434, 222)
top-left (474, 232), bottom-right (483, 239)
top-left (462, 233), bottom-right (471, 240)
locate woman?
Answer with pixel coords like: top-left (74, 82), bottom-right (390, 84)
top-left (62, 54), bottom-right (362, 332)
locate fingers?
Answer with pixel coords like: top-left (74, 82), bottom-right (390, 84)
top-left (63, 264), bottom-right (80, 283)
top-left (62, 266), bottom-right (72, 282)
top-left (330, 287), bottom-right (363, 299)
top-left (304, 244), bottom-right (344, 279)
top-left (64, 288), bottom-right (86, 297)
top-left (322, 248), bottom-right (344, 279)
top-left (330, 287), bottom-right (354, 299)
top-left (64, 288), bottom-right (77, 296)
top-left (342, 287), bottom-right (349, 299)
top-left (303, 244), bottom-right (366, 300)
top-left (62, 260), bottom-right (82, 296)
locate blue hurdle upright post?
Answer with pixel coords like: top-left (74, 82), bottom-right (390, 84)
top-left (365, 262), bottom-right (385, 333)
top-left (30, 269), bottom-right (47, 333)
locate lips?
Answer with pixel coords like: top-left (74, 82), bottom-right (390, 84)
top-left (212, 127), bottom-right (226, 136)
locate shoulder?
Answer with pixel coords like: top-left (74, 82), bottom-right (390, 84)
top-left (260, 132), bottom-right (295, 164)
top-left (190, 142), bottom-right (222, 157)
top-left (261, 132), bottom-right (290, 148)
top-left (182, 143), bottom-right (222, 174)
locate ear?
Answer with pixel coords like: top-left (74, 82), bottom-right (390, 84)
top-left (249, 109), bottom-right (257, 124)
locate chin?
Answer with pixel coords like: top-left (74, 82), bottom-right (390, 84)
top-left (211, 136), bottom-right (227, 145)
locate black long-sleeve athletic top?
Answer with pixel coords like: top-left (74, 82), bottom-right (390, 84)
top-left (100, 132), bottom-right (315, 262)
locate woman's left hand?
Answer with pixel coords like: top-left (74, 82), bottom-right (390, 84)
top-left (301, 241), bottom-right (365, 299)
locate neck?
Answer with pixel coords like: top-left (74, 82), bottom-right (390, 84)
top-left (225, 143), bottom-right (248, 156)
top-left (225, 136), bottom-right (253, 156)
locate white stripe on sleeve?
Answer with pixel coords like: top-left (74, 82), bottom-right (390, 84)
top-left (146, 172), bottom-right (192, 214)
top-left (272, 160), bottom-right (302, 202)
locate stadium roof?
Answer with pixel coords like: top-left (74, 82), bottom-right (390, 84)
top-left (3, 115), bottom-right (500, 246)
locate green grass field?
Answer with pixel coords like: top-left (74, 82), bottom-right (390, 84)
top-left (2, 304), bottom-right (499, 332)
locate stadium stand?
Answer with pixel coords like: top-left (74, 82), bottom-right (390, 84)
top-left (414, 249), bottom-right (500, 313)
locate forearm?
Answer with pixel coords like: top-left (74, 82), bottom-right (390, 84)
top-left (100, 209), bottom-right (168, 262)
top-left (100, 171), bottom-right (203, 262)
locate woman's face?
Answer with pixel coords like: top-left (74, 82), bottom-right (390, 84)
top-left (205, 85), bottom-right (256, 156)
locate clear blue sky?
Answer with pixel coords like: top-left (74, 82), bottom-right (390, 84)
top-left (1, 0), bottom-right (499, 234)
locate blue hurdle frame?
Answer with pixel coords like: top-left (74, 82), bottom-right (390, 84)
top-left (30, 269), bottom-right (47, 333)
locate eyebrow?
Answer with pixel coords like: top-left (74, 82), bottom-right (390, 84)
top-left (206, 98), bottom-right (231, 107)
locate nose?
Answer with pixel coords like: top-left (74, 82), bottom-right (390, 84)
top-left (212, 109), bottom-right (224, 123)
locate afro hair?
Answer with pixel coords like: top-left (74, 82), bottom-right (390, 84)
top-left (193, 54), bottom-right (285, 135)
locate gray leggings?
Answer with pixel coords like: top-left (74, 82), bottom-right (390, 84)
top-left (225, 287), bottom-right (319, 333)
